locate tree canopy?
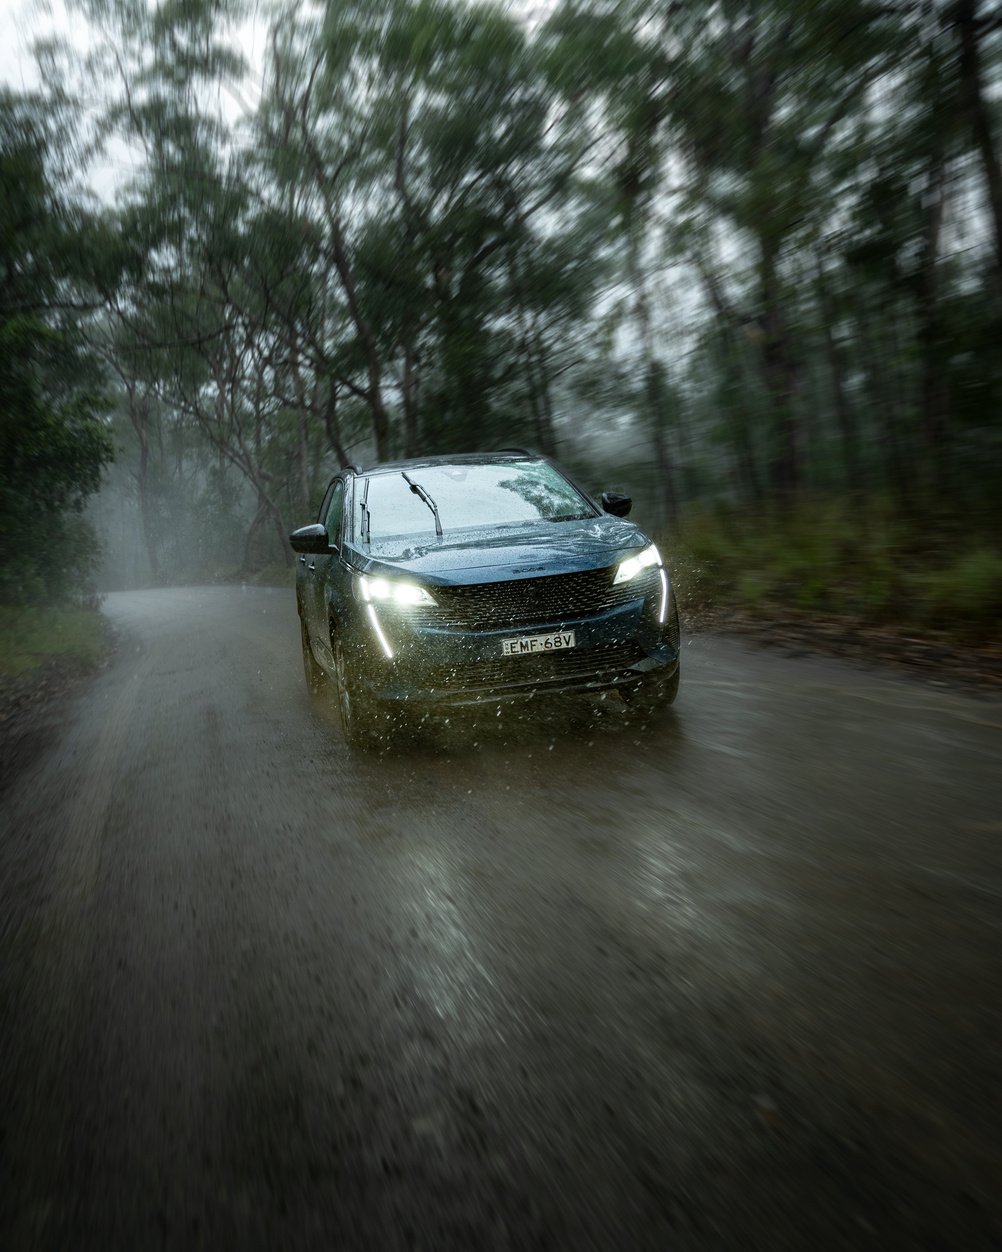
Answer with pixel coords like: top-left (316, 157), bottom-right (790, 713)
top-left (0, 90), bottom-right (115, 602)
top-left (4, 0), bottom-right (1001, 597)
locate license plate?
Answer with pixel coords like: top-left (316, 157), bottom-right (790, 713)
top-left (501, 631), bottom-right (576, 656)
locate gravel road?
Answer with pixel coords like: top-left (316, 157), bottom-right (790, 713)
top-left (2, 586), bottom-right (1000, 1251)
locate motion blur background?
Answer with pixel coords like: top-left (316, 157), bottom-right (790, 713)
top-left (2, 0), bottom-right (1001, 660)
top-left (3, 8), bottom-right (1002, 1249)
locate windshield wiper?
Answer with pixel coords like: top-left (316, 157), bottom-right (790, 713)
top-left (401, 472), bottom-right (443, 537)
top-left (359, 478), bottom-right (372, 543)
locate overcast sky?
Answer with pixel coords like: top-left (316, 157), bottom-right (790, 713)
top-left (0, 0), bottom-right (268, 197)
top-left (3, 0), bottom-right (49, 90)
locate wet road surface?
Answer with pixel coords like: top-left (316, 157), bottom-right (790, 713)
top-left (1, 586), bottom-right (1000, 1250)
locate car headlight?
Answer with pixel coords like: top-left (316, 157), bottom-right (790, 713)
top-left (354, 573), bottom-right (437, 607)
top-left (613, 543), bottom-right (661, 585)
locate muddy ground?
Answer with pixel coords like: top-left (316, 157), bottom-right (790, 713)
top-left (1, 587), bottom-right (1000, 1250)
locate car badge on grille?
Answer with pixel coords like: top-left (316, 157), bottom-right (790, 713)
top-left (511, 565), bottom-right (545, 574)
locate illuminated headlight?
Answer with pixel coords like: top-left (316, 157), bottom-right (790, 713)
top-left (355, 573), bottom-right (437, 607)
top-left (613, 543), bottom-right (661, 585)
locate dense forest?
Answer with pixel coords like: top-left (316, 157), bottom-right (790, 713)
top-left (2, 0), bottom-right (1001, 634)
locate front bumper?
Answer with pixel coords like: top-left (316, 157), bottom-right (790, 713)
top-left (345, 578), bottom-right (679, 709)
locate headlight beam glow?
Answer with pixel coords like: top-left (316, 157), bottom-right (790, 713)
top-left (613, 543), bottom-right (662, 586)
top-left (356, 573), bottom-right (437, 607)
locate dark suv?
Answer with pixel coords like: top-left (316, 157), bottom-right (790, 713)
top-left (290, 451), bottom-right (680, 747)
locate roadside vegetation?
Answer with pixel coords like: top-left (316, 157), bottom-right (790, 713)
top-left (667, 500), bottom-right (1002, 645)
top-left (0, 606), bottom-right (107, 680)
top-left (0, 90), bottom-right (114, 681)
top-left (2, 0), bottom-right (1001, 661)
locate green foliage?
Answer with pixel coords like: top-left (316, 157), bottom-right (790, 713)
top-left (911, 548), bottom-right (1002, 636)
top-left (22, 0), bottom-right (1000, 608)
top-left (0, 604), bottom-right (107, 677)
top-left (670, 500), bottom-right (1001, 641)
top-left (0, 90), bottom-right (115, 604)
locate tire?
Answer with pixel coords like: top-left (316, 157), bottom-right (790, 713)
top-left (621, 598), bottom-right (686, 726)
top-left (622, 594), bottom-right (682, 722)
top-left (332, 633), bottom-right (380, 751)
top-left (622, 660), bottom-right (680, 721)
top-left (300, 615), bottom-right (327, 696)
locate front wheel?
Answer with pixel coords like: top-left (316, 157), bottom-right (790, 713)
top-left (332, 634), bottom-right (380, 750)
top-left (621, 660), bottom-right (680, 721)
top-left (301, 615), bottom-right (326, 696)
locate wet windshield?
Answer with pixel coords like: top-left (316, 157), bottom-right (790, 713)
top-left (360, 461), bottom-right (596, 540)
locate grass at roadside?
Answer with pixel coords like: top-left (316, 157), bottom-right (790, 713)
top-left (664, 498), bottom-right (1002, 644)
top-left (0, 605), bottom-right (108, 679)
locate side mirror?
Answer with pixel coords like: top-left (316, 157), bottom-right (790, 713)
top-left (289, 523), bottom-right (331, 554)
top-left (601, 491), bottom-right (632, 517)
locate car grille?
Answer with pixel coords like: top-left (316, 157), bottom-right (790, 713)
top-left (406, 564), bottom-right (659, 631)
top-left (424, 641), bottom-right (645, 694)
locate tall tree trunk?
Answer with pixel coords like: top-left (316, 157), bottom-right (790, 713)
top-left (288, 335), bottom-right (312, 519)
top-left (759, 245), bottom-right (800, 500)
top-left (815, 258), bottom-right (861, 493)
top-left (328, 221), bottom-right (391, 458)
top-left (135, 431), bottom-right (162, 584)
top-left (629, 237), bottom-right (678, 526)
top-left (917, 151), bottom-right (949, 495)
top-left (698, 260), bottom-right (762, 505)
top-left (322, 385), bottom-right (349, 467)
top-left (241, 499), bottom-right (267, 574)
top-left (954, 0), bottom-right (1002, 275)
top-left (508, 250), bottom-right (557, 456)
top-left (863, 308), bottom-right (910, 504)
top-left (296, 412), bottom-right (311, 519)
top-left (126, 384), bottom-right (162, 583)
top-left (523, 328), bottom-right (557, 456)
top-left (401, 343), bottom-right (419, 456)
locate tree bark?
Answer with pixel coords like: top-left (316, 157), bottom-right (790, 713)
top-left (954, 0), bottom-right (1002, 275)
top-left (815, 257), bottom-right (861, 494)
top-left (917, 150), bottom-right (949, 494)
top-left (401, 343), bottom-right (419, 456)
top-left (698, 262), bottom-right (762, 506)
top-left (863, 307), bottom-right (910, 504)
top-left (629, 237), bottom-right (678, 526)
top-left (126, 383), bottom-right (162, 583)
top-left (287, 334), bottom-right (313, 519)
top-left (759, 245), bottom-right (801, 500)
top-left (322, 385), bottom-right (349, 467)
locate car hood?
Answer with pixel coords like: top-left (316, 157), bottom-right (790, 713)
top-left (351, 515), bottom-right (647, 586)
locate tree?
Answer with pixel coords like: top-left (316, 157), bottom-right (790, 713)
top-left (0, 90), bottom-right (115, 602)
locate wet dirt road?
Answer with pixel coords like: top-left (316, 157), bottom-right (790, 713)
top-left (1, 586), bottom-right (1000, 1251)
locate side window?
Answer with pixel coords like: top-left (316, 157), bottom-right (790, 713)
top-left (325, 480), bottom-right (345, 547)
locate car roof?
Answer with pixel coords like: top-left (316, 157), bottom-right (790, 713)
top-left (352, 451), bottom-right (539, 476)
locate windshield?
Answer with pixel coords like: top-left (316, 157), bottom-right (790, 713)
top-left (359, 460), bottom-right (596, 540)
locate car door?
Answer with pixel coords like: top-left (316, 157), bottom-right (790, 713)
top-left (305, 477), bottom-right (345, 661)
top-left (298, 480), bottom-right (333, 635)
